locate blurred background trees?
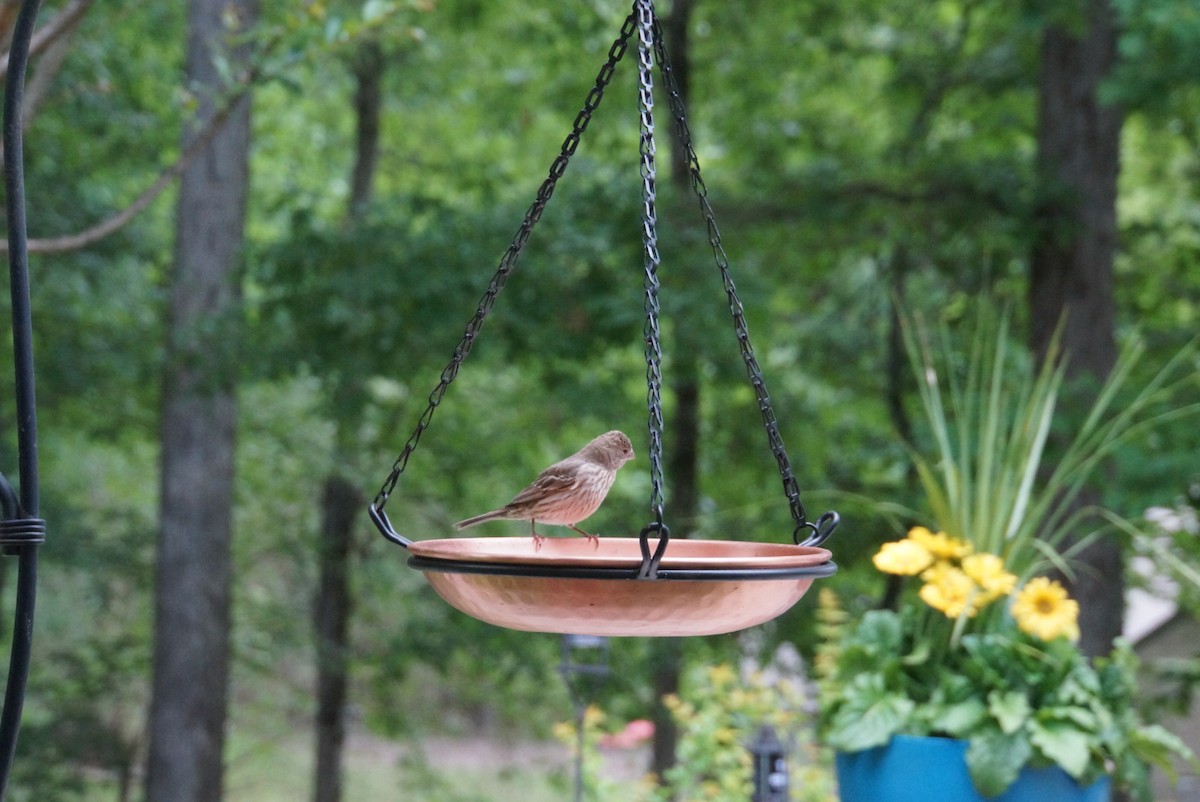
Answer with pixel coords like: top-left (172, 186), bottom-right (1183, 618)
top-left (1, 0), bottom-right (1198, 799)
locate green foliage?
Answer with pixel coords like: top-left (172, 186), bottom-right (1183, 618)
top-left (556, 661), bottom-right (835, 802)
top-left (4, 0), bottom-right (1200, 795)
top-left (658, 663), bottom-right (827, 802)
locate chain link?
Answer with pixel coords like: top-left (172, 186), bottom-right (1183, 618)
top-left (650, 15), bottom-right (812, 536)
top-left (372, 13), bottom-right (638, 512)
top-left (635, 0), bottom-right (666, 531)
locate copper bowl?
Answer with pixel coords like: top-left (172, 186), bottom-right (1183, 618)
top-left (406, 536), bottom-right (836, 637)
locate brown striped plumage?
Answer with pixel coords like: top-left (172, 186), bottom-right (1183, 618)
top-left (455, 431), bottom-right (635, 547)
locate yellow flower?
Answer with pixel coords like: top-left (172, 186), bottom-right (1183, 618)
top-left (908, 526), bottom-right (972, 559)
top-left (583, 704), bottom-right (605, 728)
top-left (714, 726), bottom-right (737, 746)
top-left (962, 552), bottom-right (1018, 603)
top-left (919, 562), bottom-right (979, 618)
top-left (1011, 577), bottom-right (1080, 642)
top-left (873, 539), bottom-right (934, 575)
top-left (707, 664), bottom-right (736, 687)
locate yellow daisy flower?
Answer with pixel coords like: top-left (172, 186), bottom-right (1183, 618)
top-left (962, 552), bottom-right (1018, 603)
top-left (873, 539), bottom-right (935, 575)
top-left (908, 526), bottom-right (972, 559)
top-left (919, 562), bottom-right (979, 618)
top-left (1011, 577), bottom-right (1080, 642)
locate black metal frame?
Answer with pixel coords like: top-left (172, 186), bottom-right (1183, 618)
top-left (0, 0), bottom-right (47, 796)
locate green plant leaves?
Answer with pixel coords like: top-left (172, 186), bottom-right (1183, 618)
top-left (825, 674), bottom-right (915, 752)
top-left (931, 698), bottom-right (988, 738)
top-left (966, 728), bottom-right (1032, 798)
top-left (1030, 717), bottom-right (1091, 779)
top-left (988, 690), bottom-right (1031, 735)
top-left (823, 607), bottom-right (1197, 801)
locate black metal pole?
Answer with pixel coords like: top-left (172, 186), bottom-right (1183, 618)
top-left (0, 0), bottom-right (46, 796)
top-left (4, 0), bottom-right (43, 517)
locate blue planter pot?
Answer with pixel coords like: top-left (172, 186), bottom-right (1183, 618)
top-left (835, 734), bottom-right (1111, 802)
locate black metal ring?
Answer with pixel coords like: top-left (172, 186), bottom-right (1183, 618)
top-left (409, 554), bottom-right (837, 582)
top-left (0, 518), bottom-right (44, 544)
top-left (637, 520), bottom-right (670, 580)
top-left (794, 510), bottom-right (839, 548)
top-left (0, 518), bottom-right (45, 556)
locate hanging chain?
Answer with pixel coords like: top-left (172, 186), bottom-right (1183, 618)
top-left (650, 15), bottom-right (825, 542)
top-left (372, 3), bottom-right (838, 549)
top-left (371, 13), bottom-right (638, 514)
top-left (635, 0), bottom-right (666, 539)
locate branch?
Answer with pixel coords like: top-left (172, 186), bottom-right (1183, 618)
top-left (0, 83), bottom-right (251, 254)
top-left (0, 0), bottom-right (94, 82)
top-left (19, 2), bottom-right (83, 125)
top-left (3, 11), bottom-right (292, 255)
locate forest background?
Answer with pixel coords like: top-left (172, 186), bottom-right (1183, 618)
top-left (1, 0), bottom-right (1199, 800)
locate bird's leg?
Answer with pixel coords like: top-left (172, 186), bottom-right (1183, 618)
top-left (530, 520), bottom-right (545, 551)
top-left (568, 524), bottom-right (599, 548)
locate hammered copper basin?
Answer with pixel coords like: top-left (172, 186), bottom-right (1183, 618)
top-left (407, 536), bottom-right (834, 637)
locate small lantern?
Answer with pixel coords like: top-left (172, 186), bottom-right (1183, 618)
top-left (749, 725), bottom-right (788, 802)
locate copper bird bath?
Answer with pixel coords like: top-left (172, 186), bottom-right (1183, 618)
top-left (368, 0), bottom-right (838, 636)
top-left (406, 537), bottom-right (835, 637)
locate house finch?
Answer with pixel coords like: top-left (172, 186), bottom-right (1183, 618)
top-left (455, 430), bottom-right (635, 548)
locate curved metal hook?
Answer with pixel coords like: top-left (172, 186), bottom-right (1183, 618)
top-left (794, 510), bottom-right (839, 548)
top-left (368, 504), bottom-right (412, 549)
top-left (637, 520), bottom-right (670, 580)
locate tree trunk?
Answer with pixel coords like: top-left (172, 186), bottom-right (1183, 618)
top-left (1030, 0), bottom-right (1122, 658)
top-left (313, 473), bottom-right (360, 802)
top-left (348, 40), bottom-right (384, 218)
top-left (650, 0), bottom-right (695, 789)
top-left (145, 0), bottom-right (255, 800)
top-left (312, 39), bottom-right (385, 802)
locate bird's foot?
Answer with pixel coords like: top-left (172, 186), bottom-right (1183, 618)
top-left (532, 532), bottom-right (546, 551)
top-left (569, 524), bottom-right (599, 547)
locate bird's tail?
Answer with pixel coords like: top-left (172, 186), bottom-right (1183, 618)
top-left (455, 510), bottom-right (506, 530)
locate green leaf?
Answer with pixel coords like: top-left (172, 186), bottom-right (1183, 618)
top-left (937, 698), bottom-right (988, 738)
top-left (988, 690), bottom-right (1031, 735)
top-left (967, 728), bottom-right (1033, 798)
top-left (1030, 719), bottom-right (1092, 779)
top-left (1130, 724), bottom-right (1197, 781)
top-left (1046, 704), bottom-right (1099, 731)
top-left (826, 675), bottom-right (915, 752)
top-left (858, 609), bottom-right (904, 653)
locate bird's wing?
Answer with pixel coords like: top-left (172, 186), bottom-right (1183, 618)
top-left (507, 467), bottom-right (579, 506)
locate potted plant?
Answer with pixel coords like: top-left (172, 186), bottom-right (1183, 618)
top-left (816, 307), bottom-right (1196, 801)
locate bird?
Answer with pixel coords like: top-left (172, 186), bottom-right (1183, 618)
top-left (455, 430), bottom-right (635, 548)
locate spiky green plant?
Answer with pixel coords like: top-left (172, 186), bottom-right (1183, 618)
top-left (901, 306), bottom-right (1197, 580)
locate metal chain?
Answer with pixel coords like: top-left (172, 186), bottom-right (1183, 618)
top-left (635, 0), bottom-right (666, 534)
top-left (650, 15), bottom-right (814, 539)
top-left (372, 13), bottom-right (638, 512)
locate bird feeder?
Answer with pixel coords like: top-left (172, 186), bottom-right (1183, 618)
top-left (368, 0), bottom-right (838, 636)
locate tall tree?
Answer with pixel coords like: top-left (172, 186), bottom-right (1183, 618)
top-left (145, 0), bottom-right (256, 799)
top-left (649, 0), bottom-right (695, 787)
top-left (312, 37), bottom-right (385, 802)
top-left (1029, 0), bottom-right (1123, 657)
